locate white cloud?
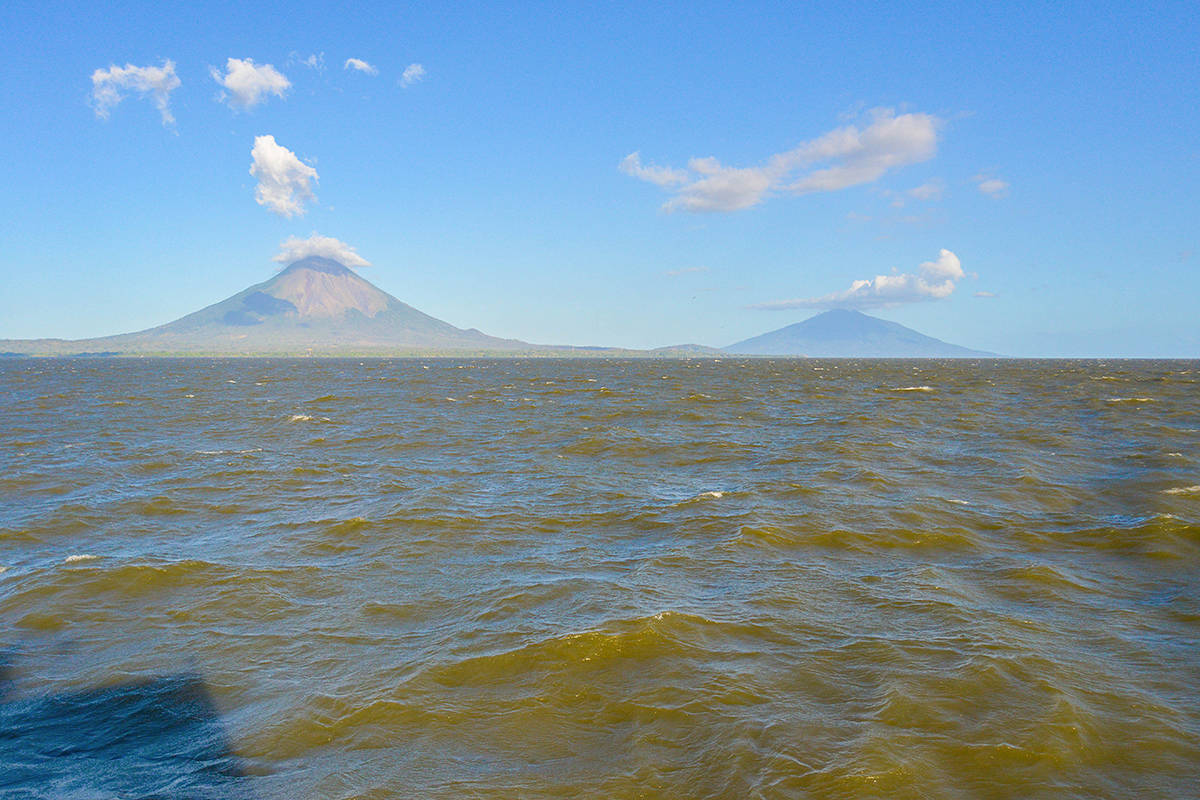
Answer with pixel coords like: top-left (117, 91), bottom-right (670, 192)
top-left (273, 234), bottom-right (371, 268)
top-left (249, 135), bottom-right (318, 217)
top-left (974, 290), bottom-right (997, 298)
top-left (907, 179), bottom-right (945, 200)
top-left (400, 63), bottom-right (426, 87)
top-left (752, 249), bottom-right (965, 310)
top-left (665, 266), bottom-right (709, 277)
top-left (211, 58), bottom-right (290, 109)
top-left (90, 60), bottom-right (181, 125)
top-left (624, 109), bottom-right (940, 213)
top-left (974, 173), bottom-right (1010, 197)
top-left (620, 152), bottom-right (689, 187)
top-left (290, 52), bottom-right (325, 72)
top-left (344, 58), bottom-right (378, 75)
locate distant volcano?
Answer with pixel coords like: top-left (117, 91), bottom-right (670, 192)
top-left (2, 257), bottom-right (535, 355)
top-left (726, 309), bottom-right (994, 357)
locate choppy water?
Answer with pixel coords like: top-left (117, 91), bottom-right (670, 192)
top-left (1, 358), bottom-right (1198, 799)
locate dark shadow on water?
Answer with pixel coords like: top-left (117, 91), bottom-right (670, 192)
top-left (0, 655), bottom-right (252, 799)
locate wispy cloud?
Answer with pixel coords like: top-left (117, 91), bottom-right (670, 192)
top-left (665, 266), bottom-right (709, 277)
top-left (622, 109), bottom-right (941, 213)
top-left (974, 173), bottom-right (1009, 198)
top-left (288, 52), bottom-right (326, 72)
top-left (250, 135), bottom-right (318, 217)
top-left (621, 153), bottom-right (689, 188)
top-left (211, 58), bottom-right (290, 109)
top-left (752, 249), bottom-right (965, 310)
top-left (400, 63), bottom-right (426, 87)
top-left (974, 290), bottom-right (997, 298)
top-left (90, 60), bottom-right (181, 126)
top-left (907, 179), bottom-right (945, 200)
top-left (344, 58), bottom-right (378, 75)
top-left (273, 234), bottom-right (371, 268)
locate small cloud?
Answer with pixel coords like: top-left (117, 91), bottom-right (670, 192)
top-left (211, 58), bottom-right (290, 110)
top-left (400, 63), bottom-right (426, 87)
top-left (974, 173), bottom-right (1009, 198)
top-left (621, 152), bottom-right (689, 188)
top-left (288, 52), bottom-right (326, 72)
top-left (623, 108), bottom-right (941, 213)
top-left (90, 60), bottom-right (181, 126)
top-left (974, 290), bottom-right (997, 298)
top-left (344, 58), bottom-right (378, 75)
top-left (250, 135), bottom-right (318, 217)
top-left (665, 266), bottom-right (709, 277)
top-left (273, 234), bottom-right (371, 268)
top-left (907, 179), bottom-right (945, 201)
top-left (752, 249), bottom-right (965, 310)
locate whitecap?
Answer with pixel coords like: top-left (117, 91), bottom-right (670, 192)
top-left (892, 386), bottom-right (934, 392)
top-left (698, 491), bottom-right (725, 499)
top-left (196, 447), bottom-right (264, 456)
top-left (64, 554), bottom-right (97, 563)
top-left (289, 414), bottom-right (314, 421)
top-left (1107, 397), bottom-right (1155, 403)
top-left (1161, 485), bottom-right (1200, 495)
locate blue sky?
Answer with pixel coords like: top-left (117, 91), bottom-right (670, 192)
top-left (1, 0), bottom-right (1196, 356)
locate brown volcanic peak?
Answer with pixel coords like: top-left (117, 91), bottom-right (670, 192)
top-left (265, 256), bottom-right (390, 318)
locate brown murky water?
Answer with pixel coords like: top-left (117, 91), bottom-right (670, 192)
top-left (1, 358), bottom-right (1198, 798)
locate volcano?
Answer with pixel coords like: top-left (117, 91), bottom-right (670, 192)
top-left (725, 309), bottom-right (994, 357)
top-left (2, 257), bottom-right (538, 355)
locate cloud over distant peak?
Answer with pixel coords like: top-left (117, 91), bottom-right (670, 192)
top-left (250, 135), bottom-right (318, 217)
top-left (623, 109), bottom-right (941, 213)
top-left (400, 63), bottom-right (426, 87)
top-left (211, 58), bottom-right (290, 109)
top-left (344, 58), bottom-right (378, 75)
top-left (90, 60), bottom-right (181, 125)
top-left (273, 234), bottom-right (371, 268)
top-left (752, 249), bottom-right (965, 310)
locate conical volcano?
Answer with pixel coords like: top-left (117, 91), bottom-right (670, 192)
top-left (725, 309), bottom-right (994, 357)
top-left (3, 257), bottom-right (535, 355)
